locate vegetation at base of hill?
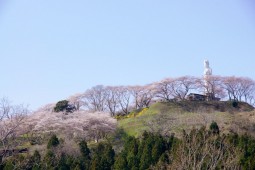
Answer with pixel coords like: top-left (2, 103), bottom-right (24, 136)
top-left (2, 123), bottom-right (255, 170)
top-left (47, 134), bottom-right (60, 149)
top-left (1, 96), bottom-right (255, 169)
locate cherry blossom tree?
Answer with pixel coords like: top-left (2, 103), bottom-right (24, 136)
top-left (68, 93), bottom-right (84, 111)
top-left (153, 78), bottom-right (174, 101)
top-left (82, 85), bottom-right (107, 112)
top-left (104, 86), bottom-right (121, 116)
top-left (196, 75), bottom-right (226, 100)
top-left (129, 85), bottom-right (155, 109)
top-left (117, 86), bottom-right (132, 115)
top-left (0, 98), bottom-right (28, 164)
top-left (222, 76), bottom-right (255, 102)
top-left (171, 76), bottom-right (197, 100)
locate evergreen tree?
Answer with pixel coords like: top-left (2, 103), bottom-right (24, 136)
top-left (138, 132), bottom-right (155, 170)
top-left (66, 156), bottom-right (79, 170)
top-left (151, 136), bottom-right (167, 164)
top-left (58, 154), bottom-right (70, 170)
top-left (3, 160), bottom-right (14, 170)
top-left (47, 134), bottom-right (60, 149)
top-left (54, 100), bottom-right (76, 113)
top-left (29, 150), bottom-right (41, 170)
top-left (79, 141), bottom-right (91, 170)
top-left (139, 145), bottom-right (152, 170)
top-left (210, 121), bottom-right (220, 134)
top-left (54, 100), bottom-right (69, 112)
top-left (79, 141), bottom-right (90, 159)
top-left (91, 142), bottom-right (115, 170)
top-left (125, 137), bottom-right (139, 169)
top-left (238, 134), bottom-right (255, 169)
top-left (113, 153), bottom-right (128, 170)
top-left (43, 150), bottom-right (56, 169)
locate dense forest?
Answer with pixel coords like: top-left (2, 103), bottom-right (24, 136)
top-left (1, 124), bottom-right (255, 170)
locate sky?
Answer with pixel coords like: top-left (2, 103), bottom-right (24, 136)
top-left (0, 0), bottom-right (255, 110)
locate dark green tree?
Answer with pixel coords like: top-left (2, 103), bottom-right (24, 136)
top-left (210, 121), bottom-right (220, 134)
top-left (151, 136), bottom-right (167, 164)
top-left (79, 141), bottom-right (90, 159)
top-left (79, 141), bottom-right (91, 169)
top-left (238, 134), bottom-right (255, 169)
top-left (91, 142), bottom-right (115, 170)
top-left (29, 150), bottom-right (41, 170)
top-left (47, 134), bottom-right (60, 149)
top-left (126, 137), bottom-right (139, 169)
top-left (3, 160), bottom-right (14, 170)
top-left (43, 150), bottom-right (57, 169)
top-left (54, 100), bottom-right (69, 112)
top-left (58, 154), bottom-right (70, 170)
top-left (232, 101), bottom-right (238, 108)
top-left (54, 100), bottom-right (76, 113)
top-left (113, 153), bottom-right (128, 170)
top-left (138, 132), bottom-right (154, 170)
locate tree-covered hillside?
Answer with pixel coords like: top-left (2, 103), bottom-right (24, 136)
top-left (1, 98), bottom-right (255, 169)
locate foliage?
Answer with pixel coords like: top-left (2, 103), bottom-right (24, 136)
top-left (79, 141), bottom-right (91, 169)
top-left (25, 110), bottom-right (117, 143)
top-left (54, 100), bottom-right (69, 112)
top-left (114, 132), bottom-right (169, 170)
top-left (114, 108), bottom-right (148, 120)
top-left (237, 134), bottom-right (255, 169)
top-left (47, 134), bottom-right (60, 149)
top-left (54, 100), bottom-right (76, 113)
top-left (209, 121), bottom-right (220, 134)
top-left (2, 126), bottom-right (255, 169)
top-left (232, 100), bottom-right (239, 108)
top-left (91, 142), bottom-right (115, 170)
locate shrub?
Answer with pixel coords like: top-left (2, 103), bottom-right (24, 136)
top-left (210, 121), bottom-right (220, 134)
top-left (54, 100), bottom-right (69, 112)
top-left (232, 101), bottom-right (238, 108)
top-left (54, 100), bottom-right (76, 113)
top-left (47, 134), bottom-right (60, 149)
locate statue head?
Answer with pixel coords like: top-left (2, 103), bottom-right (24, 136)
top-left (204, 60), bottom-right (209, 68)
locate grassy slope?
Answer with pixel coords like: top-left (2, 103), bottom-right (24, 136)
top-left (118, 101), bottom-right (254, 137)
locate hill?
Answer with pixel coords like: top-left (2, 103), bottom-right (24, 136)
top-left (118, 101), bottom-right (255, 137)
top-left (1, 100), bottom-right (255, 169)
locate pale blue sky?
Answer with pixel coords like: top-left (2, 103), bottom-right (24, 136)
top-left (0, 0), bottom-right (255, 110)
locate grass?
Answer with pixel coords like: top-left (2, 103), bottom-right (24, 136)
top-left (118, 101), bottom-right (254, 137)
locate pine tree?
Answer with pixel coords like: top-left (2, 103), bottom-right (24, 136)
top-left (43, 150), bottom-right (57, 169)
top-left (151, 136), bottom-right (167, 164)
top-left (3, 160), bottom-right (14, 170)
top-left (31, 150), bottom-right (41, 170)
top-left (79, 141), bottom-right (91, 169)
top-left (113, 153), bottom-right (128, 170)
top-left (58, 154), bottom-right (70, 170)
top-left (47, 134), bottom-right (60, 149)
top-left (91, 142), bottom-right (115, 170)
top-left (210, 121), bottom-right (220, 134)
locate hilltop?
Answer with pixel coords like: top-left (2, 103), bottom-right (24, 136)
top-left (118, 101), bottom-right (255, 137)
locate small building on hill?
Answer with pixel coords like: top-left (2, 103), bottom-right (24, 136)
top-left (187, 93), bottom-right (206, 101)
top-left (187, 93), bottom-right (220, 101)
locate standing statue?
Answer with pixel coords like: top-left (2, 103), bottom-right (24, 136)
top-left (204, 60), bottom-right (212, 76)
top-left (204, 60), bottom-right (212, 96)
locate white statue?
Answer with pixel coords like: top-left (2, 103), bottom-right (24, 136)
top-left (204, 60), bottom-right (212, 76)
top-left (204, 60), bottom-right (212, 95)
